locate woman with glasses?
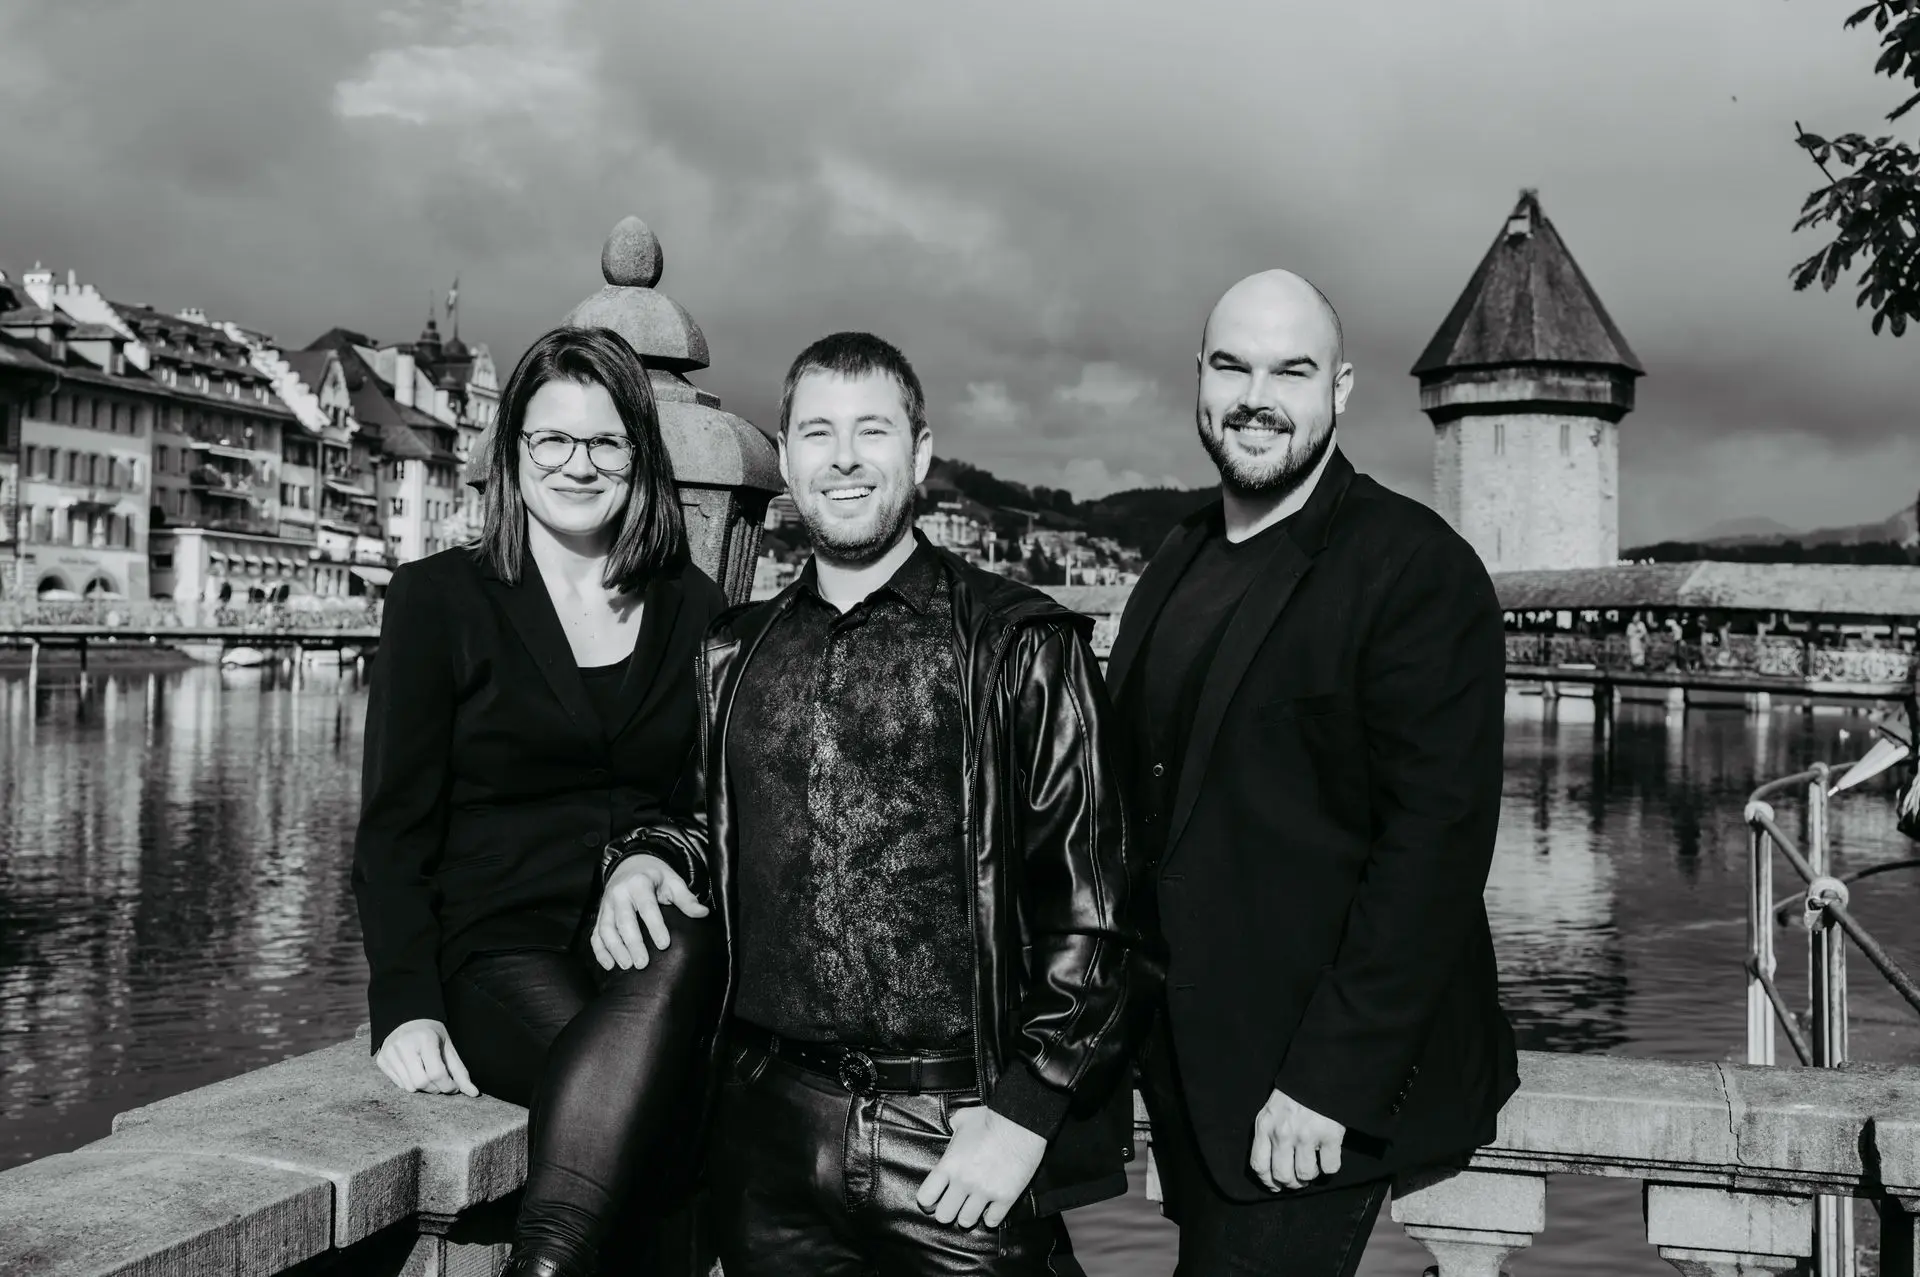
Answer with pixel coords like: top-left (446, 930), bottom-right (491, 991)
top-left (353, 326), bottom-right (726, 1277)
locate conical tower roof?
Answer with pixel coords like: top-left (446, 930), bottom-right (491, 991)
top-left (1412, 190), bottom-right (1641, 379)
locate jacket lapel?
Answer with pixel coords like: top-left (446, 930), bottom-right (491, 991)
top-left (1107, 514), bottom-right (1211, 696)
top-left (604, 570), bottom-right (686, 742)
top-left (1161, 451), bottom-right (1357, 864)
top-left (483, 562), bottom-right (598, 739)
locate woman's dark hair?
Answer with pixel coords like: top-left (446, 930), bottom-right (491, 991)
top-left (476, 326), bottom-right (686, 592)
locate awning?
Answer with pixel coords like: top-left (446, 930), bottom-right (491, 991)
top-left (325, 477), bottom-right (374, 497)
top-left (351, 565), bottom-right (394, 587)
top-left (192, 442), bottom-right (260, 462)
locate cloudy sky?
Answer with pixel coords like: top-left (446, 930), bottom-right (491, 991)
top-left (1, 0), bottom-right (1913, 542)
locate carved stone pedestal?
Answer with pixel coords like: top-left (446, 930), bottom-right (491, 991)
top-left (1643, 1184), bottom-right (1812, 1277)
top-left (1391, 1168), bottom-right (1545, 1277)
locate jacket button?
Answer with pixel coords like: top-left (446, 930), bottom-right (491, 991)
top-left (1151, 763), bottom-right (1165, 777)
top-left (580, 832), bottom-right (602, 848)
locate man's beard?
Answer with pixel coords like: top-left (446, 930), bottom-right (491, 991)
top-left (1197, 404), bottom-right (1336, 500)
top-left (799, 483), bottom-right (916, 566)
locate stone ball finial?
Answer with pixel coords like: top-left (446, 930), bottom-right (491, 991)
top-left (566, 216), bottom-right (708, 371)
top-left (602, 216), bottom-right (663, 289)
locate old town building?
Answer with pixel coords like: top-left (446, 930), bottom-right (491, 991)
top-left (0, 270), bottom-right (170, 600)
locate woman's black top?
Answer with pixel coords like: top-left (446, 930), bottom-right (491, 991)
top-left (351, 546), bottom-right (727, 1047)
top-left (579, 655), bottom-right (633, 740)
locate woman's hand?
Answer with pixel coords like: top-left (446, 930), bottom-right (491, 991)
top-left (375, 1019), bottom-right (478, 1097)
top-left (592, 853), bottom-right (710, 971)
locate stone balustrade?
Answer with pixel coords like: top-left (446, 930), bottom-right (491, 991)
top-left (7, 1043), bottom-right (1920, 1275)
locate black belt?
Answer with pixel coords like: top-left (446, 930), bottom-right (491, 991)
top-left (732, 1021), bottom-right (977, 1097)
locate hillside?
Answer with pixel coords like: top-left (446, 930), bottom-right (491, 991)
top-left (928, 456), bottom-right (1215, 557)
top-left (1638, 499), bottom-right (1918, 564)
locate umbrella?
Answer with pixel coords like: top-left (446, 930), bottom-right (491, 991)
top-left (37, 588), bottom-right (82, 601)
top-left (1831, 720), bottom-right (1914, 795)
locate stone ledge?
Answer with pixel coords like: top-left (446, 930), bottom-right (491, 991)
top-left (107, 1037), bottom-right (526, 1247)
top-left (1467, 1055), bottom-right (1920, 1197)
top-left (10, 1047), bottom-right (1920, 1274)
top-left (0, 1147), bottom-right (333, 1276)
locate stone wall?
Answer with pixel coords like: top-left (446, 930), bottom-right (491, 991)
top-left (1435, 413), bottom-right (1619, 571)
top-left (11, 1037), bottom-right (1920, 1275)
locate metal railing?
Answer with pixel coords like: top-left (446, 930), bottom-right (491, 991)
top-left (1745, 763), bottom-right (1920, 1277)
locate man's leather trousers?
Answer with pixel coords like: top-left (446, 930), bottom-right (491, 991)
top-left (707, 1040), bottom-right (1084, 1276)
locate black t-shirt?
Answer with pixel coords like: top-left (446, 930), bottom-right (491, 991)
top-left (579, 655), bottom-right (631, 741)
top-left (1125, 513), bottom-right (1295, 856)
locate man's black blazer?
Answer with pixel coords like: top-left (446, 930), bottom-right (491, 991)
top-left (351, 545), bottom-right (726, 1048)
top-left (1111, 448), bottom-right (1518, 1198)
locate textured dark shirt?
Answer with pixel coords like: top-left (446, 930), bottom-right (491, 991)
top-left (731, 542), bottom-right (974, 1051)
top-left (1126, 512), bottom-right (1295, 860)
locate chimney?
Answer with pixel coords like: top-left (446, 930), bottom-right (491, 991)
top-left (394, 350), bottom-right (416, 407)
top-left (23, 263), bottom-right (52, 310)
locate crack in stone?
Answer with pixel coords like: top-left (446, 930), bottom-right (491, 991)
top-left (1712, 1062), bottom-right (1747, 1168)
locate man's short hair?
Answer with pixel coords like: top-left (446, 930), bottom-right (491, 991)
top-left (777, 331), bottom-right (928, 436)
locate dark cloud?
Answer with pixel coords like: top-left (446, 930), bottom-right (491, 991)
top-left (0, 0), bottom-right (1912, 538)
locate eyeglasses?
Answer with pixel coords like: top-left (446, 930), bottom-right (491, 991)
top-left (521, 431), bottom-right (634, 474)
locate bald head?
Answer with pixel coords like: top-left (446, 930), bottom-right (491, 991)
top-left (1203, 269), bottom-right (1345, 369)
top-left (1193, 269), bottom-right (1355, 501)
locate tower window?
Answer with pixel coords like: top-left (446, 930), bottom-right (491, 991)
top-left (1494, 422), bottom-right (1505, 454)
top-left (1560, 421), bottom-right (1571, 454)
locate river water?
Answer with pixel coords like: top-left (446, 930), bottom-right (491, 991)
top-left (4, 662), bottom-right (1918, 1275)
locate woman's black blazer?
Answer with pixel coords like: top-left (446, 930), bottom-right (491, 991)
top-left (351, 545), bottom-right (727, 1047)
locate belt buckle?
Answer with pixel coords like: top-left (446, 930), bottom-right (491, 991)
top-left (836, 1048), bottom-right (879, 1097)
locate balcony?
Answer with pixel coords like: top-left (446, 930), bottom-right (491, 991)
top-left (188, 465), bottom-right (257, 498)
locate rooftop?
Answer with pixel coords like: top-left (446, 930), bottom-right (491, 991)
top-left (1493, 561), bottom-right (1920, 617)
top-left (1412, 190), bottom-right (1643, 379)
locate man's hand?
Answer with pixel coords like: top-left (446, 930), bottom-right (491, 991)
top-left (915, 1105), bottom-right (1047, 1230)
top-left (1250, 1088), bottom-right (1344, 1191)
top-left (591, 853), bottom-right (709, 971)
top-left (375, 1019), bottom-right (478, 1097)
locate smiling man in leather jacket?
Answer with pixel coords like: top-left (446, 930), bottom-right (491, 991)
top-left (602, 331), bottom-right (1154, 1276)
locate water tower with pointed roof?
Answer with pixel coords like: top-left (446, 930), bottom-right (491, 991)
top-left (466, 216), bottom-right (780, 603)
top-left (1412, 190), bottom-right (1642, 571)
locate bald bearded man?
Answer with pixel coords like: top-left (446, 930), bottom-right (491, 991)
top-left (1109, 273), bottom-right (1517, 1275)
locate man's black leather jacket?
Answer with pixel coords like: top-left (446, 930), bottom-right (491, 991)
top-left (605, 540), bottom-right (1159, 1216)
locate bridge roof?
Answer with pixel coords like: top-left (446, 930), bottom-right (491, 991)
top-left (1494, 562), bottom-right (1920, 617)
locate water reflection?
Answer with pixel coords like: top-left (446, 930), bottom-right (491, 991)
top-left (0, 662), bottom-right (369, 1167)
top-left (3, 670), bottom-right (1918, 1276)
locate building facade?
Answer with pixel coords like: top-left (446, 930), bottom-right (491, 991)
top-left (0, 286), bottom-right (161, 599)
top-left (1413, 190), bottom-right (1643, 572)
